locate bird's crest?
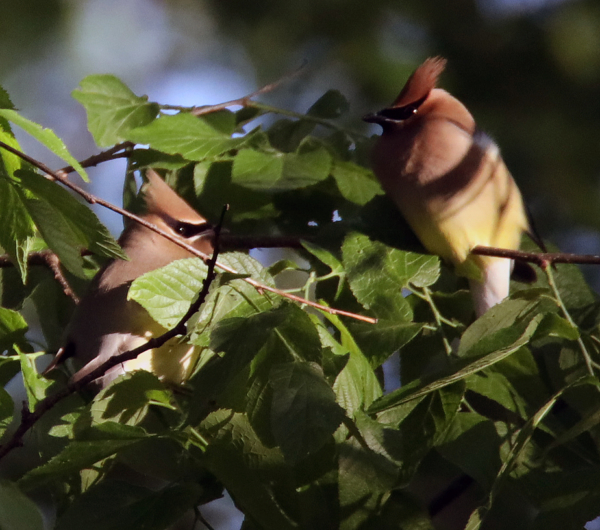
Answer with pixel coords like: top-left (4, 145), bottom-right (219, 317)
top-left (392, 56), bottom-right (447, 108)
top-left (143, 169), bottom-right (208, 224)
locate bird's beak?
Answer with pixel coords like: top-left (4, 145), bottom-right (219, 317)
top-left (363, 112), bottom-right (388, 125)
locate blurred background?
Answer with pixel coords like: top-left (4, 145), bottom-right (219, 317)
top-left (2, 0), bottom-right (600, 527)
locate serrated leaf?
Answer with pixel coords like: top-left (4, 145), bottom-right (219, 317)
top-left (90, 371), bottom-right (174, 426)
top-left (369, 314), bottom-right (544, 414)
top-left (232, 148), bottom-right (284, 190)
top-left (19, 428), bottom-right (147, 491)
top-left (129, 258), bottom-right (208, 328)
top-left (0, 84), bottom-right (15, 110)
top-left (342, 232), bottom-right (439, 320)
top-left (0, 116), bottom-right (23, 177)
top-left (307, 90), bottom-right (350, 119)
top-left (0, 109), bottom-right (88, 181)
top-left (232, 145), bottom-right (332, 191)
top-left (0, 480), bottom-right (44, 530)
top-left (126, 113), bottom-right (245, 160)
top-left (18, 349), bottom-right (51, 411)
top-left (0, 387), bottom-right (14, 438)
top-left (55, 480), bottom-right (202, 530)
top-left (349, 318), bottom-right (423, 368)
top-left (0, 176), bottom-right (35, 281)
top-left (464, 376), bottom-right (600, 530)
top-left (201, 411), bottom-right (296, 530)
top-left (270, 362), bottom-right (345, 463)
top-left (319, 313), bottom-right (382, 417)
top-left (18, 170), bottom-right (125, 276)
top-left (331, 160), bottom-right (382, 205)
top-left (73, 74), bottom-right (159, 147)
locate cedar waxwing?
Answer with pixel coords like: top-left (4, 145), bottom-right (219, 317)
top-left (45, 170), bottom-right (214, 387)
top-left (364, 57), bottom-right (537, 317)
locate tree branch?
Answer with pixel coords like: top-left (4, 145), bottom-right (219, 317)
top-left (54, 142), bottom-right (134, 178)
top-left (471, 245), bottom-right (600, 268)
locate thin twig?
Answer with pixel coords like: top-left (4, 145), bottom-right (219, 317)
top-left (0, 141), bottom-right (375, 324)
top-left (183, 62), bottom-right (307, 117)
top-left (0, 207), bottom-right (227, 461)
top-left (55, 142), bottom-right (134, 178)
top-left (42, 252), bottom-right (79, 304)
top-left (472, 246), bottom-right (600, 267)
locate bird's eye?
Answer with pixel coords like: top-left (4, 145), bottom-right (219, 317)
top-left (174, 222), bottom-right (212, 238)
top-left (379, 105), bottom-right (418, 121)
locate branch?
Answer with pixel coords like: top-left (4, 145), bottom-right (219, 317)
top-left (0, 207), bottom-right (227, 461)
top-left (169, 62), bottom-right (307, 116)
top-left (471, 246), bottom-right (600, 268)
top-left (41, 252), bottom-right (79, 304)
top-left (0, 141), bottom-right (375, 325)
top-left (54, 142), bottom-right (134, 178)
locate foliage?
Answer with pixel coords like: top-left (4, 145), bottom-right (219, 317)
top-left (1, 74), bottom-right (600, 530)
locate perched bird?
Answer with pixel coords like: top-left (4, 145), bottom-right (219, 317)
top-left (364, 57), bottom-right (538, 316)
top-left (45, 170), bottom-right (214, 387)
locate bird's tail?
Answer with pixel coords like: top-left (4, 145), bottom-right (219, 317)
top-left (469, 258), bottom-right (513, 317)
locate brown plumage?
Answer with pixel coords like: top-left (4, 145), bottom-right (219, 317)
top-left (45, 170), bottom-right (214, 387)
top-left (365, 57), bottom-right (534, 316)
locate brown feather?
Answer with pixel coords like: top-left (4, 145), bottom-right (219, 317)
top-left (392, 56), bottom-right (447, 108)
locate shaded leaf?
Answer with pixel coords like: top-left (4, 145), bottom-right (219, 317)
top-left (270, 362), bottom-right (345, 463)
top-left (0, 480), bottom-right (44, 530)
top-left (55, 480), bottom-right (202, 530)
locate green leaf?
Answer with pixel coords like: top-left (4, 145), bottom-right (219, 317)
top-left (231, 148), bottom-right (284, 190)
top-left (18, 169), bottom-right (125, 277)
top-left (0, 386), bottom-right (14, 438)
top-left (302, 240), bottom-right (345, 299)
top-left (369, 314), bottom-right (544, 414)
top-left (0, 480), bottom-right (44, 530)
top-left (0, 176), bottom-right (35, 281)
top-left (0, 84), bottom-right (15, 109)
top-left (464, 376), bottom-right (600, 530)
top-left (437, 412), bottom-right (502, 491)
top-left (18, 349), bottom-right (51, 411)
top-left (270, 362), bottom-right (345, 463)
top-left (338, 438), bottom-right (398, 530)
top-left (19, 426), bottom-right (148, 491)
top-left (72, 74), bottom-right (159, 147)
top-left (307, 90), bottom-right (350, 119)
top-left (232, 146), bottom-right (332, 191)
top-left (342, 232), bottom-right (439, 320)
top-left (331, 160), bottom-right (382, 205)
top-left (55, 480), bottom-right (202, 530)
top-left (530, 468), bottom-right (600, 530)
top-left (0, 306), bottom-right (28, 351)
top-left (201, 410), bottom-right (296, 530)
top-left (0, 109), bottom-right (88, 181)
top-left (320, 313), bottom-right (382, 417)
top-left (0, 356), bottom-right (21, 387)
top-left (126, 113), bottom-right (245, 160)
top-left (129, 258), bottom-right (208, 329)
top-left (90, 371), bottom-right (174, 426)
top-left (280, 145), bottom-right (332, 190)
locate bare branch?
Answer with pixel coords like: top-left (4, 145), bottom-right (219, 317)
top-left (41, 252), bottom-right (79, 304)
top-left (55, 142), bottom-right (134, 178)
top-left (471, 246), bottom-right (600, 268)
